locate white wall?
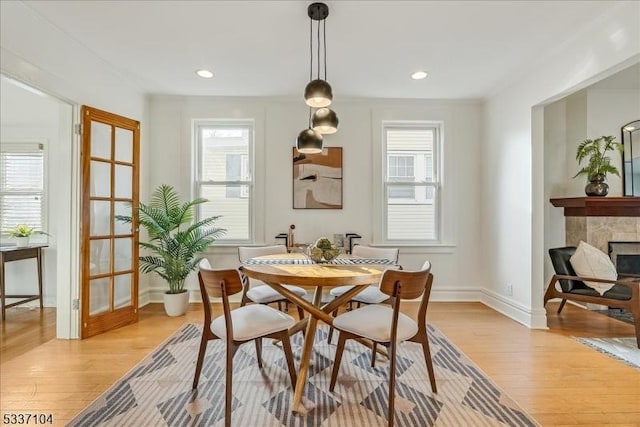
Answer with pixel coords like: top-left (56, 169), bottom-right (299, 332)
top-left (543, 98), bottom-right (569, 282)
top-left (482, 1), bottom-right (640, 328)
top-left (1, 0), bottom-right (148, 338)
top-left (0, 78), bottom-right (73, 307)
top-left (587, 88), bottom-right (640, 197)
top-left (147, 96), bottom-right (483, 303)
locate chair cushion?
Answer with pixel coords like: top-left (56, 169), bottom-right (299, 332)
top-left (333, 304), bottom-right (418, 343)
top-left (247, 284), bottom-right (307, 304)
top-left (569, 241), bottom-right (617, 295)
top-left (211, 304), bottom-right (294, 341)
top-left (352, 286), bottom-right (389, 304)
top-left (330, 285), bottom-right (389, 304)
top-left (549, 247), bottom-right (588, 292)
top-left (329, 285), bottom-right (354, 297)
top-left (569, 284), bottom-right (632, 301)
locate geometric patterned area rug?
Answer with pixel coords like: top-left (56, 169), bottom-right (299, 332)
top-left (68, 323), bottom-right (539, 426)
top-left (576, 337), bottom-right (640, 370)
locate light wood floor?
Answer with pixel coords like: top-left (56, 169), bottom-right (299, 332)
top-left (1, 302), bottom-right (639, 426)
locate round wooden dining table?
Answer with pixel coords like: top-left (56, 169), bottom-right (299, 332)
top-left (241, 253), bottom-right (391, 415)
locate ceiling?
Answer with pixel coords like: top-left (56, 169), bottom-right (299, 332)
top-left (5, 1), bottom-right (631, 99)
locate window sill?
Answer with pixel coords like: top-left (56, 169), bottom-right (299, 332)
top-left (370, 244), bottom-right (456, 254)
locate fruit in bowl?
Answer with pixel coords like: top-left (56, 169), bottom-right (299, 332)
top-left (308, 237), bottom-right (341, 263)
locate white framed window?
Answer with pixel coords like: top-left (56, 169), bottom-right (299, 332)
top-left (0, 142), bottom-right (46, 235)
top-left (194, 121), bottom-right (254, 243)
top-left (383, 124), bottom-right (440, 243)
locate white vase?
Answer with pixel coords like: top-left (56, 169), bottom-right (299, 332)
top-left (163, 291), bottom-right (189, 316)
top-left (15, 236), bottom-right (29, 248)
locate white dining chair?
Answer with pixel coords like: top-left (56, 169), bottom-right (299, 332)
top-left (238, 245), bottom-right (307, 319)
top-left (327, 245), bottom-right (399, 343)
top-left (329, 260), bottom-right (436, 427)
top-left (193, 262), bottom-right (298, 427)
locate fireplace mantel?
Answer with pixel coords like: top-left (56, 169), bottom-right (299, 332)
top-left (550, 197), bottom-right (640, 217)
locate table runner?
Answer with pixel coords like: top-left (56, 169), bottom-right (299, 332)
top-left (243, 257), bottom-right (396, 265)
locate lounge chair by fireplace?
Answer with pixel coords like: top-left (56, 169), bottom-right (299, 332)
top-left (544, 246), bottom-right (640, 348)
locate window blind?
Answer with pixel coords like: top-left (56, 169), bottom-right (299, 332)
top-left (0, 143), bottom-right (45, 233)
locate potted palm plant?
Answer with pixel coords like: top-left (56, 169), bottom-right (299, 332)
top-left (573, 135), bottom-right (623, 196)
top-left (116, 184), bottom-right (225, 316)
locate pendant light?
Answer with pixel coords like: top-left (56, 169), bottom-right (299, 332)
top-left (297, 104), bottom-right (323, 154)
top-left (296, 126), bottom-right (323, 154)
top-left (305, 2), bottom-right (338, 135)
top-left (312, 107), bottom-right (339, 134)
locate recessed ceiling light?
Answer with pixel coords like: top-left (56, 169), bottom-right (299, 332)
top-left (410, 71), bottom-right (428, 80)
top-left (196, 69), bottom-right (214, 78)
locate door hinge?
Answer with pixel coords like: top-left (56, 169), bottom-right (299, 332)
top-left (72, 298), bottom-right (79, 310)
top-left (74, 123), bottom-right (83, 135)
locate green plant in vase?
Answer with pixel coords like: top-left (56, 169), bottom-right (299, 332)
top-left (5, 224), bottom-right (49, 247)
top-left (573, 135), bottom-right (623, 196)
top-left (116, 184), bottom-right (226, 316)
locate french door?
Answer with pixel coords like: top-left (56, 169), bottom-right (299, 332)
top-left (80, 106), bottom-right (139, 338)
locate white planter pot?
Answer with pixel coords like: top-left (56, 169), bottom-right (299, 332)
top-left (15, 237), bottom-right (30, 247)
top-left (163, 291), bottom-right (189, 317)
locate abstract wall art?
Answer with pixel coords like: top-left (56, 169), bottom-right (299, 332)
top-left (293, 147), bottom-right (342, 209)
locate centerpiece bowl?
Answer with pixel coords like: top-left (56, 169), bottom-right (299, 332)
top-left (307, 237), bottom-right (341, 263)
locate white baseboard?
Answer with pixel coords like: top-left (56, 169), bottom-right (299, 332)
top-left (480, 287), bottom-right (548, 329)
top-left (430, 288), bottom-right (481, 301)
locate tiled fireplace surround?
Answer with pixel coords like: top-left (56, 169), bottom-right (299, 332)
top-left (565, 216), bottom-right (640, 255)
top-left (566, 217), bottom-right (640, 274)
top-left (551, 197), bottom-right (640, 271)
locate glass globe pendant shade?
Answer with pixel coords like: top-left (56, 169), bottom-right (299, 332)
top-left (312, 107), bottom-right (339, 134)
top-left (304, 79), bottom-right (333, 107)
top-left (296, 128), bottom-right (323, 154)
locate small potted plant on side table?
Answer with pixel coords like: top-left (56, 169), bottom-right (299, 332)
top-left (6, 224), bottom-right (48, 247)
top-left (574, 135), bottom-right (623, 196)
top-left (116, 184), bottom-right (226, 316)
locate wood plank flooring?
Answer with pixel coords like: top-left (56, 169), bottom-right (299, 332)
top-left (1, 302), bottom-right (639, 426)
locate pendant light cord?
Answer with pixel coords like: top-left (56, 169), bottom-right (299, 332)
top-left (309, 17), bottom-right (313, 82)
top-left (308, 16), bottom-right (314, 128)
top-left (323, 19), bottom-right (327, 80)
top-left (316, 17), bottom-right (321, 80)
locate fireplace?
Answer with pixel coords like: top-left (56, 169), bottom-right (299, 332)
top-left (608, 241), bottom-right (640, 274)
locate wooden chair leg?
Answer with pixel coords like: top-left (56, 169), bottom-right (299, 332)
top-left (297, 306), bottom-right (305, 321)
top-left (254, 338), bottom-right (263, 368)
top-left (327, 308), bottom-right (338, 344)
top-left (632, 311), bottom-right (640, 349)
top-left (329, 332), bottom-right (348, 391)
top-left (192, 332), bottom-right (210, 389)
top-left (240, 293), bottom-right (249, 307)
top-left (278, 301), bottom-right (283, 311)
top-left (419, 335), bottom-right (437, 393)
top-left (388, 339), bottom-right (397, 427)
top-left (371, 342), bottom-right (377, 367)
top-left (277, 330), bottom-right (298, 388)
top-left (557, 299), bottom-right (567, 314)
top-left (225, 344), bottom-right (239, 427)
